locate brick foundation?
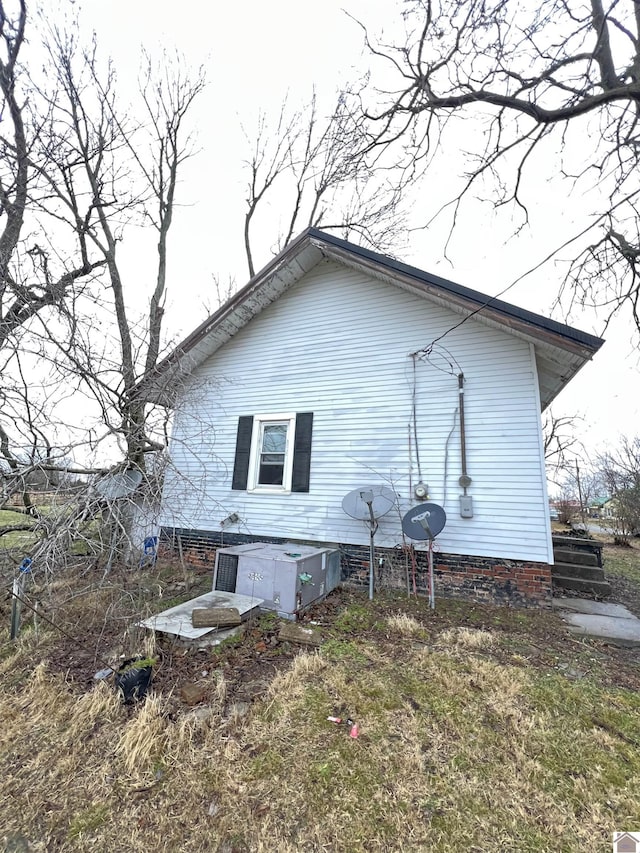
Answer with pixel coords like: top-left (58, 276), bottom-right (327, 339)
top-left (160, 527), bottom-right (552, 609)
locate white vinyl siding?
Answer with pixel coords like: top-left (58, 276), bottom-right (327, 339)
top-left (161, 259), bottom-right (552, 563)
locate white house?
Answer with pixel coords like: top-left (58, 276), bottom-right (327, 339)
top-left (135, 229), bottom-right (603, 606)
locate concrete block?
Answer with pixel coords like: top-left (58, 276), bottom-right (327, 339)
top-left (192, 607), bottom-right (241, 628)
top-left (278, 623), bottom-right (323, 647)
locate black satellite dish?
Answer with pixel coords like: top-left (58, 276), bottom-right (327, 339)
top-left (402, 501), bottom-right (446, 609)
top-left (342, 485), bottom-right (396, 600)
top-left (401, 502), bottom-right (446, 541)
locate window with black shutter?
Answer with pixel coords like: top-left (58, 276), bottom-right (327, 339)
top-left (231, 412), bottom-right (313, 493)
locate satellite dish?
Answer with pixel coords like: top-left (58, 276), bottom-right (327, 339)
top-left (402, 502), bottom-right (446, 610)
top-left (342, 485), bottom-right (396, 521)
top-left (341, 485), bottom-right (397, 602)
top-left (96, 469), bottom-right (143, 500)
top-left (402, 502), bottom-right (447, 541)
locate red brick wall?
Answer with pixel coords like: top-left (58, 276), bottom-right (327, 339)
top-left (161, 528), bottom-right (552, 609)
top-left (340, 543), bottom-right (552, 608)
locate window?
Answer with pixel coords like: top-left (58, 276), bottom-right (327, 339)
top-left (253, 417), bottom-right (293, 489)
top-left (232, 412), bottom-right (313, 493)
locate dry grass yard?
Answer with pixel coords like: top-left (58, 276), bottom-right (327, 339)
top-left (1, 542), bottom-right (639, 852)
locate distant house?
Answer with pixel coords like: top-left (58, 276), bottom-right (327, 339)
top-left (550, 499), bottom-right (580, 512)
top-left (588, 496), bottom-right (612, 518)
top-left (135, 229), bottom-right (603, 607)
top-left (601, 497), bottom-right (619, 520)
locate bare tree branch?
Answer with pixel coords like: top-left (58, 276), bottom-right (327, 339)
top-left (241, 89), bottom-right (414, 276)
top-left (361, 0), bottom-right (640, 336)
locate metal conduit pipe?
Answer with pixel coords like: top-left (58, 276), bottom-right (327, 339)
top-left (458, 374), bottom-right (473, 516)
top-left (458, 374), bottom-right (468, 490)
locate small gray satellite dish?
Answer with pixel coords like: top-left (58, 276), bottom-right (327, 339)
top-left (96, 469), bottom-right (143, 500)
top-left (341, 485), bottom-right (396, 603)
top-left (341, 485), bottom-right (396, 521)
top-left (402, 502), bottom-right (447, 541)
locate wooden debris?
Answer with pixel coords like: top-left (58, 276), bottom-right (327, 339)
top-left (191, 607), bottom-right (241, 628)
top-left (278, 622), bottom-right (323, 647)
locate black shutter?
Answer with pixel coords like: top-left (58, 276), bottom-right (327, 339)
top-left (231, 416), bottom-right (254, 490)
top-left (291, 412), bottom-right (313, 493)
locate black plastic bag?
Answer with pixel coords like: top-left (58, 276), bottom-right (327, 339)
top-left (115, 657), bottom-right (153, 703)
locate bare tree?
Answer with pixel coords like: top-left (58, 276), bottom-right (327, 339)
top-left (598, 435), bottom-right (640, 542)
top-left (543, 410), bottom-right (583, 467)
top-left (21, 25), bottom-right (205, 467)
top-left (0, 6), bottom-right (204, 569)
top-left (0, 2), bottom-right (105, 349)
top-left (242, 91), bottom-right (413, 278)
top-left (30, 31), bottom-right (196, 463)
top-left (554, 459), bottom-right (604, 529)
top-left (359, 0), bottom-right (640, 335)
top-left (0, 2), bottom-right (109, 527)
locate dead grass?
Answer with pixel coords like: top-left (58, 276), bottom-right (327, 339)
top-left (385, 612), bottom-right (426, 636)
top-left (605, 542), bottom-right (640, 583)
top-left (0, 625), bottom-right (638, 852)
top-left (115, 694), bottom-right (168, 777)
top-left (437, 625), bottom-right (497, 650)
top-left (1, 564), bottom-right (640, 851)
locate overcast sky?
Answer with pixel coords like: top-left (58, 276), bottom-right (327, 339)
top-left (74, 0), bottom-right (640, 460)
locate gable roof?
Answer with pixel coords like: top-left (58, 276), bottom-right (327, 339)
top-left (134, 228), bottom-right (604, 408)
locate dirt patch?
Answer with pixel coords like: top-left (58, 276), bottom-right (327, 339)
top-left (608, 573), bottom-right (640, 617)
top-left (3, 558), bottom-right (640, 712)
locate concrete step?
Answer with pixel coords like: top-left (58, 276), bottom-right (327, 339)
top-left (553, 548), bottom-right (600, 567)
top-left (552, 562), bottom-right (607, 581)
top-left (552, 574), bottom-right (611, 596)
top-left (552, 535), bottom-right (602, 550)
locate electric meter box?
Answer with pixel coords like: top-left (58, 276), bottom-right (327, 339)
top-left (459, 495), bottom-right (474, 518)
top-left (213, 542), bottom-right (340, 619)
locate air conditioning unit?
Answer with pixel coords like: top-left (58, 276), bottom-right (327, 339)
top-left (213, 542), bottom-right (340, 619)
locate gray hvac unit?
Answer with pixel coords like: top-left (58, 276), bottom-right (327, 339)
top-left (212, 543), bottom-right (266, 593)
top-left (213, 542), bottom-right (340, 619)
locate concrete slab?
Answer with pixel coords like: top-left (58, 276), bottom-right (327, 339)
top-left (169, 624), bottom-right (245, 649)
top-left (553, 597), bottom-right (640, 646)
top-left (138, 591), bottom-right (263, 641)
top-left (561, 613), bottom-right (640, 646)
top-left (552, 598), bottom-right (637, 618)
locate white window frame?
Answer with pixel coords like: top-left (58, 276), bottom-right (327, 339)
top-left (247, 413), bottom-right (296, 493)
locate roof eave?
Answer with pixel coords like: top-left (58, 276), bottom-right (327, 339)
top-left (135, 231), bottom-right (323, 404)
